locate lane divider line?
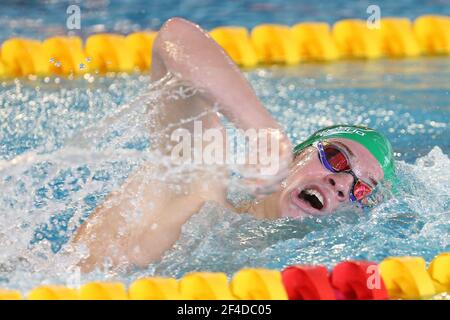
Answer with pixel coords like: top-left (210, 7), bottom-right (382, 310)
top-left (0, 253), bottom-right (448, 300)
top-left (0, 15), bottom-right (448, 78)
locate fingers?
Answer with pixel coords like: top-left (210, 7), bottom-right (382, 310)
top-left (238, 147), bottom-right (292, 197)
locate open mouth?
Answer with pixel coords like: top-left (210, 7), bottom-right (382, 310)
top-left (290, 184), bottom-right (328, 216)
top-left (290, 186), bottom-right (326, 214)
top-left (298, 188), bottom-right (324, 210)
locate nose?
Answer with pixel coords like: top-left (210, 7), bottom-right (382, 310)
top-left (325, 173), bottom-right (354, 201)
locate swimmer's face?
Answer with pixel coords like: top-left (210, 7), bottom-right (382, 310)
top-left (277, 138), bottom-right (383, 218)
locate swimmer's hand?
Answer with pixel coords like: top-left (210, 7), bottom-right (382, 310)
top-left (238, 129), bottom-right (292, 197)
top-left (153, 18), bottom-right (293, 196)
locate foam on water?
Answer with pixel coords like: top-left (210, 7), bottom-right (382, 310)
top-left (0, 59), bottom-right (449, 292)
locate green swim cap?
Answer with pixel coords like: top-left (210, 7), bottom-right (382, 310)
top-left (293, 125), bottom-right (395, 182)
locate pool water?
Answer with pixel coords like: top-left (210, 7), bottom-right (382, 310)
top-left (0, 0), bottom-right (449, 292)
top-left (2, 0), bottom-right (450, 42)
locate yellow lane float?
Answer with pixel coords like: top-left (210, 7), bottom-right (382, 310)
top-left (28, 285), bottom-right (80, 300)
top-left (43, 36), bottom-right (89, 75)
top-left (80, 281), bottom-right (128, 300)
top-left (1, 38), bottom-right (47, 76)
top-left (251, 24), bottom-right (300, 65)
top-left (379, 257), bottom-right (436, 299)
top-left (414, 15), bottom-right (450, 55)
top-left (332, 19), bottom-right (383, 59)
top-left (428, 253), bottom-right (450, 293)
top-left (85, 34), bottom-right (135, 73)
top-left (291, 22), bottom-right (340, 61)
top-left (380, 18), bottom-right (421, 57)
top-left (129, 277), bottom-right (180, 299)
top-left (125, 31), bottom-right (157, 71)
top-left (0, 58), bottom-right (6, 77)
top-left (210, 26), bottom-right (258, 67)
top-left (230, 268), bottom-right (288, 300)
top-left (0, 289), bottom-right (22, 300)
top-left (179, 272), bottom-right (235, 300)
top-left (0, 15), bottom-right (448, 78)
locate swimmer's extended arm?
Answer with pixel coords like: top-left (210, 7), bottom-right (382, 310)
top-left (152, 17), bottom-right (290, 134)
top-left (151, 18), bottom-right (292, 191)
top-left (71, 18), bottom-right (291, 272)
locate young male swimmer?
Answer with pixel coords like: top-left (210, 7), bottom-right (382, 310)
top-left (72, 18), bottom-right (394, 272)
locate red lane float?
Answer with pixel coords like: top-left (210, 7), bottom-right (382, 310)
top-left (330, 261), bottom-right (388, 300)
top-left (281, 265), bottom-right (336, 300)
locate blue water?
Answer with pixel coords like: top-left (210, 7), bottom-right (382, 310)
top-left (0, 0), bottom-right (449, 291)
top-left (2, 0), bottom-right (450, 42)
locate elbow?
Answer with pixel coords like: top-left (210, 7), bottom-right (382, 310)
top-left (159, 17), bottom-right (196, 34)
top-left (155, 17), bottom-right (202, 48)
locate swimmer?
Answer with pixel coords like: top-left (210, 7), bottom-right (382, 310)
top-left (72, 18), bottom-right (394, 272)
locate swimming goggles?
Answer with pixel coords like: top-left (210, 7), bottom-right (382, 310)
top-left (315, 141), bottom-right (374, 202)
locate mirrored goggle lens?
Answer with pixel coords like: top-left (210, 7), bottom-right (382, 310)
top-left (353, 180), bottom-right (373, 201)
top-left (323, 145), bottom-right (350, 172)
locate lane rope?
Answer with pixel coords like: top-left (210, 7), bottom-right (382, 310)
top-left (0, 15), bottom-right (448, 77)
top-left (1, 253), bottom-right (448, 300)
